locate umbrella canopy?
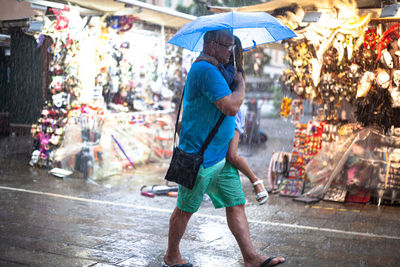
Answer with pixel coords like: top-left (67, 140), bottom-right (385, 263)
top-left (168, 11), bottom-right (296, 52)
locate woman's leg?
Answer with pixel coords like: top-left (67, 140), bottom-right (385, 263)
top-left (226, 130), bottom-right (266, 199)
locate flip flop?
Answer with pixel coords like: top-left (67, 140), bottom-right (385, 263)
top-left (162, 262), bottom-right (193, 267)
top-left (260, 256), bottom-right (285, 267)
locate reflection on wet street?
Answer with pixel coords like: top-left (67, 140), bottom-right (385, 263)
top-left (0, 118), bottom-right (400, 266)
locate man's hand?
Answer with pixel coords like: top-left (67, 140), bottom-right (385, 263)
top-left (214, 71), bottom-right (245, 116)
top-left (233, 69), bottom-right (244, 90)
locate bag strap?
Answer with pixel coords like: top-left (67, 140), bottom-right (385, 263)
top-left (198, 114), bottom-right (225, 155)
top-left (173, 88), bottom-right (225, 155)
top-left (172, 89), bottom-right (184, 146)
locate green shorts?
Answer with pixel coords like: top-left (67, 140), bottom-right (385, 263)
top-left (177, 159), bottom-right (246, 213)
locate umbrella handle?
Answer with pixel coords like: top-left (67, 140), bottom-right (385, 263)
top-left (243, 40), bottom-right (256, 52)
top-left (233, 50), bottom-right (236, 70)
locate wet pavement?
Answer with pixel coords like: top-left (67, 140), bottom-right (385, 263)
top-left (0, 118), bottom-right (400, 267)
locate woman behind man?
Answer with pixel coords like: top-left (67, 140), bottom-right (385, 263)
top-left (219, 36), bottom-right (268, 205)
top-left (196, 36), bottom-right (268, 204)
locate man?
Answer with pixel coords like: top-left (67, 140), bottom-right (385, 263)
top-left (163, 29), bottom-right (285, 267)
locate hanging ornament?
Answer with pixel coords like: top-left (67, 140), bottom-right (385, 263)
top-left (391, 70), bottom-right (400, 107)
top-left (120, 15), bottom-right (137, 32)
top-left (107, 16), bottom-right (121, 30)
top-left (377, 23), bottom-right (400, 61)
top-left (355, 85), bottom-right (393, 132)
top-left (291, 99), bottom-right (304, 123)
top-left (50, 76), bottom-right (64, 94)
top-left (29, 150), bottom-right (41, 167)
top-left (356, 71), bottom-right (375, 98)
top-left (280, 97), bottom-right (292, 118)
top-left (376, 68), bottom-right (390, 89)
top-left (54, 15), bottom-right (69, 31)
top-left (363, 29), bottom-right (378, 50)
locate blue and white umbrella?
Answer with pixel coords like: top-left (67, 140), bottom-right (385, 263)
top-left (168, 11), bottom-right (296, 52)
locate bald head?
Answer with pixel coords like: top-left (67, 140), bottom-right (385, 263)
top-left (203, 29), bottom-right (234, 64)
top-left (204, 29), bottom-right (232, 48)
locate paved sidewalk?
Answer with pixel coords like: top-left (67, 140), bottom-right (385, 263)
top-left (1, 163), bottom-right (400, 267)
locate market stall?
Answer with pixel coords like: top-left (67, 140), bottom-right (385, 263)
top-left (265, 0), bottom-right (400, 205)
top-left (25, 4), bottom-right (195, 179)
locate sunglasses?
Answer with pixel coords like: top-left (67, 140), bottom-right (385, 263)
top-left (214, 40), bottom-right (236, 51)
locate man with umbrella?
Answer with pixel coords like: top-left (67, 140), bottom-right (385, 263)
top-left (163, 29), bottom-right (285, 267)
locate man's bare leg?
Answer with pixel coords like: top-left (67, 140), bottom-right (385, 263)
top-left (164, 207), bottom-right (193, 265)
top-left (226, 204), bottom-right (285, 267)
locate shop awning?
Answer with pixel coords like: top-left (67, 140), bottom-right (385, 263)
top-left (1, 0), bottom-right (196, 29)
top-left (66, 0), bottom-right (197, 29)
top-left (207, 0), bottom-right (382, 14)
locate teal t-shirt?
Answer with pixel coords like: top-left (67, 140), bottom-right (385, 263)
top-left (179, 60), bottom-right (235, 168)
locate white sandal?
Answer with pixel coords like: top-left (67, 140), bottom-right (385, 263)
top-left (252, 179), bottom-right (268, 205)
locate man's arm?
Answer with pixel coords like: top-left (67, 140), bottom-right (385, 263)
top-left (214, 71), bottom-right (245, 116)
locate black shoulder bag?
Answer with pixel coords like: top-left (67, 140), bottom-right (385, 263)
top-left (165, 89), bottom-right (225, 189)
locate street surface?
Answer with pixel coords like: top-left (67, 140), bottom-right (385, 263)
top-left (0, 118), bottom-right (399, 267)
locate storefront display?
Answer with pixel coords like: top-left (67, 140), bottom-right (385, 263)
top-left (27, 7), bottom-right (186, 178)
top-left (305, 127), bottom-right (400, 204)
top-left (273, 2), bottom-right (400, 205)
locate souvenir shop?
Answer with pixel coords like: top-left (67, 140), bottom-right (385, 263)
top-left (268, 1), bottom-right (400, 205)
top-left (25, 5), bottom-right (193, 178)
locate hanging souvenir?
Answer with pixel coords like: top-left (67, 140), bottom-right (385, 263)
top-left (381, 49), bottom-right (393, 69)
top-left (356, 71), bottom-right (374, 98)
top-left (120, 15), bottom-right (137, 32)
top-left (346, 63), bottom-right (362, 101)
top-left (54, 15), bottom-right (69, 31)
top-left (317, 107), bottom-right (325, 121)
top-left (363, 28), bottom-right (378, 50)
top-left (333, 33), bottom-right (346, 63)
top-left (282, 69), bottom-right (296, 92)
top-left (345, 34), bottom-right (355, 61)
top-left (390, 70), bottom-right (400, 107)
top-left (51, 63), bottom-right (64, 75)
top-left (52, 92), bottom-right (69, 108)
top-left (280, 97), bottom-right (292, 118)
top-left (291, 99), bottom-right (303, 123)
top-left (107, 16), bottom-right (122, 30)
top-left (29, 150), bottom-right (41, 167)
top-left (377, 23), bottom-right (400, 62)
top-left (376, 68), bottom-right (390, 89)
top-left (355, 84), bottom-right (393, 132)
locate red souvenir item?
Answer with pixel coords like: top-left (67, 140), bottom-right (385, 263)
top-left (120, 15), bottom-right (137, 32)
top-left (376, 23), bottom-right (400, 61)
top-left (363, 29), bottom-right (378, 50)
top-left (55, 16), bottom-right (69, 30)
